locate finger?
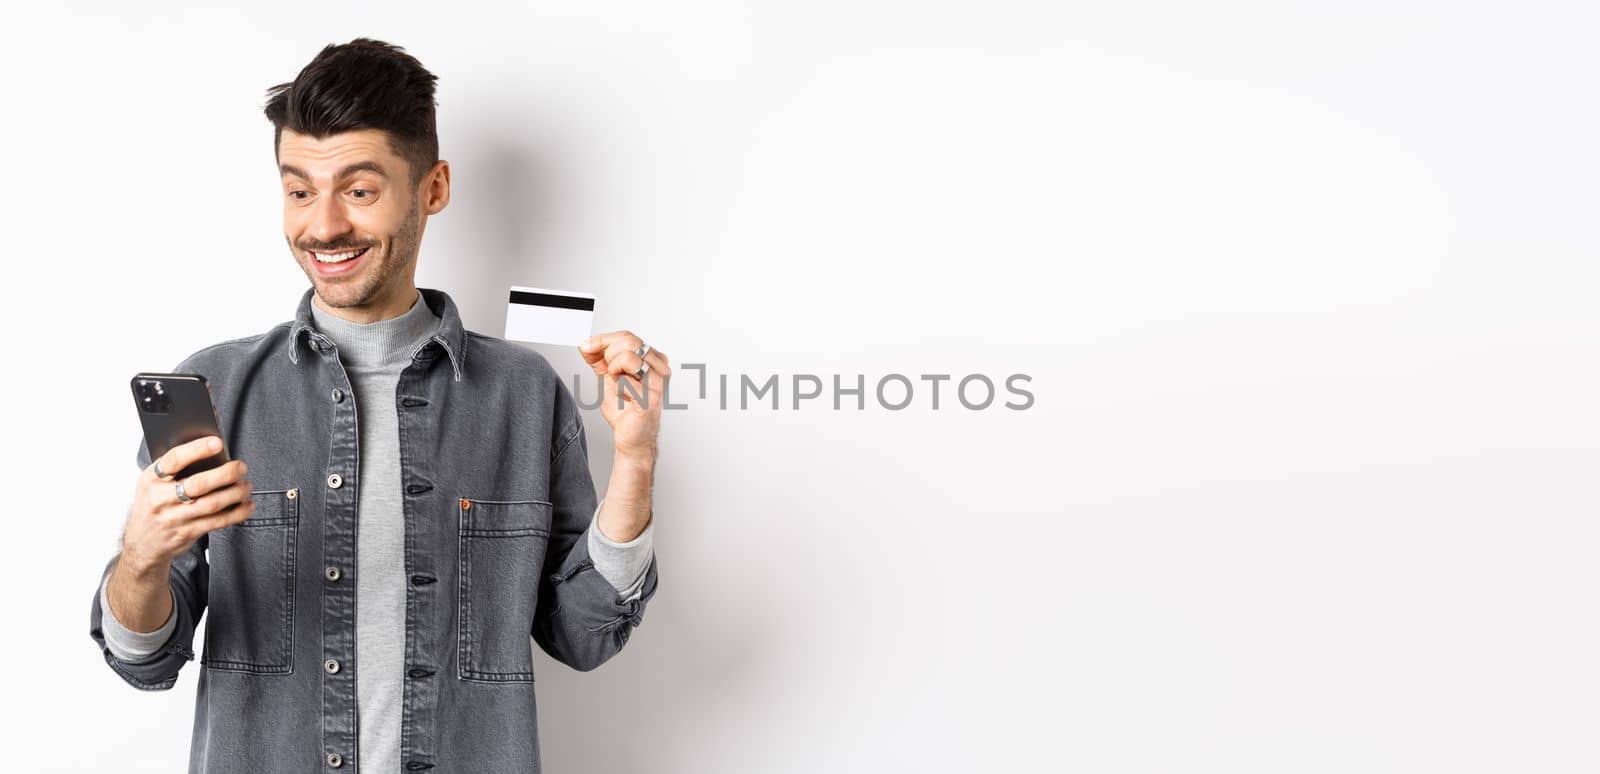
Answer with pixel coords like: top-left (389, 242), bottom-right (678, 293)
top-left (621, 350), bottom-right (669, 390)
top-left (156, 477), bottom-right (195, 511)
top-left (644, 367), bottom-right (668, 399)
top-left (181, 499), bottom-right (257, 540)
top-left (161, 473), bottom-right (248, 516)
top-left (598, 339), bottom-right (640, 374)
top-left (605, 351), bottom-right (647, 378)
top-left (580, 330), bottom-right (639, 363)
top-left (619, 370), bottom-right (670, 408)
top-left (173, 478), bottom-right (254, 520)
top-left (628, 342), bottom-right (667, 378)
top-left (578, 332), bottom-right (608, 355)
top-left (614, 358), bottom-right (668, 401)
top-left (642, 348), bottom-right (671, 378)
top-left (171, 459), bottom-right (248, 503)
top-left (604, 369), bottom-right (655, 408)
top-left (607, 340), bottom-right (668, 373)
top-left (613, 372), bottom-right (647, 407)
top-left (149, 435), bottom-right (225, 481)
top-left (159, 461), bottom-right (246, 510)
top-left (581, 332), bottom-right (629, 374)
top-left (596, 331), bottom-right (648, 363)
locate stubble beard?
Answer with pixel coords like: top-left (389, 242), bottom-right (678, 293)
top-left (300, 193), bottom-right (422, 309)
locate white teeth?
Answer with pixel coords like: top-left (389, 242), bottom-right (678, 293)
top-left (314, 248), bottom-right (365, 263)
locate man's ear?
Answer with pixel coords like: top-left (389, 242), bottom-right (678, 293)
top-left (423, 160), bottom-right (450, 214)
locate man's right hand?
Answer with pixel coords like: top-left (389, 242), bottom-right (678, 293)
top-left (121, 435), bottom-right (254, 575)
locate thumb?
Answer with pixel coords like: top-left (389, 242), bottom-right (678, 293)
top-left (579, 337), bottom-right (607, 373)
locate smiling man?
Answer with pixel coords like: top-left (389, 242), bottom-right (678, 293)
top-left (88, 38), bottom-right (667, 773)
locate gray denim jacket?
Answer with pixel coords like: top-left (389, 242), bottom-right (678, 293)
top-left (87, 286), bottom-right (660, 773)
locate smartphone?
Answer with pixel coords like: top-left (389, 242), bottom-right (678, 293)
top-left (131, 372), bottom-right (230, 479)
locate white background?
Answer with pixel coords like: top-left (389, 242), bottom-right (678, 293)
top-left (2, 1), bottom-right (1597, 772)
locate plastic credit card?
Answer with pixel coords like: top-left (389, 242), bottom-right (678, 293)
top-left (504, 285), bottom-right (595, 346)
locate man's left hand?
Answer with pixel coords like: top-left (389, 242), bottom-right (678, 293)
top-left (579, 330), bottom-right (670, 462)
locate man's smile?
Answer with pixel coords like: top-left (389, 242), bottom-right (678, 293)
top-left (311, 246), bottom-right (369, 263)
top-left (309, 245), bottom-right (370, 275)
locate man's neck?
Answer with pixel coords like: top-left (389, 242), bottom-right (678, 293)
top-left (308, 287), bottom-right (439, 368)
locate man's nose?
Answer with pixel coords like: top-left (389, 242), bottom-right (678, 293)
top-left (306, 194), bottom-right (353, 244)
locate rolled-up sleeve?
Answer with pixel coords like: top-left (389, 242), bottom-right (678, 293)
top-left (98, 571), bottom-right (178, 660)
top-left (87, 435), bottom-right (209, 691)
top-left (531, 387), bottom-right (661, 672)
top-left (586, 497), bottom-right (655, 603)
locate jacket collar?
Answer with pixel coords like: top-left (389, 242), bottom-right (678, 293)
top-left (287, 286), bottom-right (467, 381)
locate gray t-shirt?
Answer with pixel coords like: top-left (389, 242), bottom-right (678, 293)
top-left (101, 288), bottom-right (655, 772)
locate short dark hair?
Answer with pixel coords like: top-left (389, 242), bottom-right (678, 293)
top-left (263, 38), bottom-right (440, 190)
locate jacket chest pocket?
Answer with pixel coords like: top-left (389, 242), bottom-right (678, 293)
top-left (202, 488), bottom-right (299, 674)
top-left (457, 497), bottom-right (552, 683)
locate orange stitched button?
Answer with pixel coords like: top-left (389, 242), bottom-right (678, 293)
top-left (460, 498), bottom-right (471, 509)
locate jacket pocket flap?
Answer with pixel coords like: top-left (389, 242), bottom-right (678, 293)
top-left (459, 498), bottom-right (552, 536)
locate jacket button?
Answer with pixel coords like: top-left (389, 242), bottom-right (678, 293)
top-left (286, 488), bottom-right (298, 500)
top-left (325, 566), bottom-right (342, 582)
top-left (324, 658), bottom-right (340, 674)
top-left (326, 752), bottom-right (343, 767)
top-left (327, 473), bottom-right (343, 489)
top-left (331, 387), bottom-right (344, 402)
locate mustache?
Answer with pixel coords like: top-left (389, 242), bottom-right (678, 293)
top-left (301, 243), bottom-right (375, 253)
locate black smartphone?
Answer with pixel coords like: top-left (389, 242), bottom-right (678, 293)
top-left (131, 372), bottom-right (230, 479)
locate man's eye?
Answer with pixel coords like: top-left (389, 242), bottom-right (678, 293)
top-left (350, 189), bottom-right (372, 199)
top-left (288, 191), bottom-right (309, 200)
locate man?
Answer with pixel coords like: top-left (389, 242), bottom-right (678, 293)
top-left (87, 38), bottom-right (667, 772)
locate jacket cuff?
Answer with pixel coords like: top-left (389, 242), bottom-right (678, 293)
top-left (585, 497), bottom-right (654, 603)
top-left (99, 572), bottom-right (178, 661)
top-left (89, 555), bottom-right (199, 691)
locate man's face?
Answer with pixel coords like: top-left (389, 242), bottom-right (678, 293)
top-left (278, 127), bottom-right (429, 310)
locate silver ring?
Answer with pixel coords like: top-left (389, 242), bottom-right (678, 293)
top-left (175, 481), bottom-right (194, 504)
top-left (153, 459), bottom-right (169, 479)
top-left (635, 341), bottom-right (651, 360)
top-left (633, 360), bottom-right (651, 380)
